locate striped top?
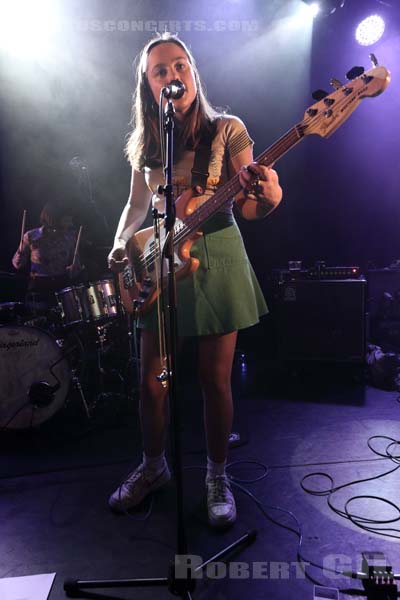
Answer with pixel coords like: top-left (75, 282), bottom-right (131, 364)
top-left (144, 114), bottom-right (253, 215)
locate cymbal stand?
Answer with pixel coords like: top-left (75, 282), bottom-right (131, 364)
top-left (91, 320), bottom-right (125, 405)
top-left (56, 334), bottom-right (91, 420)
top-left (71, 367), bottom-right (91, 420)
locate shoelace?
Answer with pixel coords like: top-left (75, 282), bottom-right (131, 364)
top-left (124, 465), bottom-right (166, 491)
top-left (124, 465), bottom-right (146, 490)
top-left (208, 477), bottom-right (231, 503)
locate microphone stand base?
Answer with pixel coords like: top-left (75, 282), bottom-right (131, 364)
top-left (64, 529), bottom-right (257, 599)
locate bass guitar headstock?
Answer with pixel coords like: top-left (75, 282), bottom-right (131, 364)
top-left (300, 61), bottom-right (391, 139)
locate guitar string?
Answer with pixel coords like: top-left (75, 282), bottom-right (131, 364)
top-left (141, 72), bottom-right (386, 277)
top-left (152, 71), bottom-right (383, 264)
top-left (130, 77), bottom-right (376, 277)
top-left (137, 117), bottom-right (319, 270)
top-left (135, 123), bottom-right (307, 273)
top-left (135, 128), bottom-right (306, 275)
top-left (133, 126), bottom-right (301, 275)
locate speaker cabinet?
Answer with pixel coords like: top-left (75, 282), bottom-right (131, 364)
top-left (274, 279), bottom-right (366, 362)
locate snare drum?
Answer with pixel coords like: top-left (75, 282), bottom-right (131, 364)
top-left (56, 285), bottom-right (91, 326)
top-left (0, 325), bottom-right (70, 429)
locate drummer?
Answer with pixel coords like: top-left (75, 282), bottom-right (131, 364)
top-left (12, 202), bottom-right (83, 309)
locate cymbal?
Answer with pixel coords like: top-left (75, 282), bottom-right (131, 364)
top-left (0, 271), bottom-right (16, 278)
top-left (0, 301), bottom-right (24, 309)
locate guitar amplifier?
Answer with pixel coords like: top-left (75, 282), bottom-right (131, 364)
top-left (274, 279), bottom-right (366, 363)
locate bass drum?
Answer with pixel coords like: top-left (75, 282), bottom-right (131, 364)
top-left (0, 325), bottom-right (70, 430)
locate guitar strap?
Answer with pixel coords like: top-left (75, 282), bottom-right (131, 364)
top-left (190, 130), bottom-right (213, 192)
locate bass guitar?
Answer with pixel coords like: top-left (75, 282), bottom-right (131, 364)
top-left (119, 63), bottom-right (391, 314)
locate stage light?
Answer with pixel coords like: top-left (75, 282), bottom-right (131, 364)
top-left (308, 3), bottom-right (321, 18)
top-left (0, 0), bottom-right (61, 59)
top-left (291, 1), bottom-right (320, 26)
top-left (301, 0), bottom-right (345, 17)
top-left (355, 15), bottom-right (385, 46)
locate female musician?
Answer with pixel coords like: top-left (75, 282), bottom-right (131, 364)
top-left (108, 34), bottom-right (282, 527)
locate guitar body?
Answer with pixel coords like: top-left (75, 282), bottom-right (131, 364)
top-left (118, 188), bottom-right (202, 314)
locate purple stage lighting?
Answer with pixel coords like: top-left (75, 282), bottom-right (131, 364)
top-left (355, 15), bottom-right (385, 46)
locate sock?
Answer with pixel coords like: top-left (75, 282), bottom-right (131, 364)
top-left (206, 457), bottom-right (227, 481)
top-left (143, 451), bottom-right (167, 475)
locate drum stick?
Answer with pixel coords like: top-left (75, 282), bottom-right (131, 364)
top-left (20, 209), bottom-right (27, 249)
top-left (71, 225), bottom-right (83, 267)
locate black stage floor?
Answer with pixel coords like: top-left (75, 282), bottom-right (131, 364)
top-left (1, 336), bottom-right (399, 600)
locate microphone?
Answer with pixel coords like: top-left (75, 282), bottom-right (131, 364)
top-left (162, 80), bottom-right (186, 99)
top-left (28, 381), bottom-right (61, 408)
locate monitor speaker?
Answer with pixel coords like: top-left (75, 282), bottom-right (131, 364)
top-left (274, 279), bottom-right (366, 362)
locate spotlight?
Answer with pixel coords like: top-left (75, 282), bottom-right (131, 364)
top-left (0, 0), bottom-right (61, 59)
top-left (308, 3), bottom-right (321, 18)
top-left (355, 15), bottom-right (385, 46)
top-left (301, 0), bottom-right (345, 17)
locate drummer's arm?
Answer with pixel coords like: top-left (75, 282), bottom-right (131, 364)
top-left (12, 232), bottom-right (30, 270)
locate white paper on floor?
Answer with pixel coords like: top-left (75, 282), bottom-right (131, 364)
top-left (0, 573), bottom-right (56, 600)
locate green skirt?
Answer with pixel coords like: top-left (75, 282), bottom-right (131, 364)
top-left (138, 213), bottom-right (268, 336)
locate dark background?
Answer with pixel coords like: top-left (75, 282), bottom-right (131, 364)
top-left (1, 0), bottom-right (399, 297)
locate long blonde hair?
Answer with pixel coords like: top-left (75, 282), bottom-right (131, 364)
top-left (125, 34), bottom-right (219, 170)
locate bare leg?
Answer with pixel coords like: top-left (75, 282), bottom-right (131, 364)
top-left (197, 331), bottom-right (238, 463)
top-left (108, 329), bottom-right (171, 512)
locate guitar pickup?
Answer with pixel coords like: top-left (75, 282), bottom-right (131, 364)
top-left (122, 266), bottom-right (134, 289)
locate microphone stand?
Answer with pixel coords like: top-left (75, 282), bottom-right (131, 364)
top-left (161, 97), bottom-right (187, 561)
top-left (64, 95), bottom-right (256, 600)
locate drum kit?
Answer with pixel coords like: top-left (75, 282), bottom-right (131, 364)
top-left (0, 275), bottom-right (134, 431)
top-left (56, 277), bottom-right (118, 328)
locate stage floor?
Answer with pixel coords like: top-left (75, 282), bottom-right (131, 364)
top-left (1, 352), bottom-right (399, 600)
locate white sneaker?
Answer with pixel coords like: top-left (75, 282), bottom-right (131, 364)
top-left (109, 463), bottom-right (171, 513)
top-left (206, 475), bottom-right (237, 528)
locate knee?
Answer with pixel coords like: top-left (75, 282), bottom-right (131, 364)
top-left (199, 369), bottom-right (231, 397)
top-left (140, 376), bottom-right (168, 408)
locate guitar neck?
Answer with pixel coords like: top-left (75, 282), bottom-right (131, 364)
top-left (179, 124), bottom-right (304, 238)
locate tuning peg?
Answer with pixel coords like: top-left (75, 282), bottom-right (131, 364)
top-left (369, 53), bottom-right (378, 67)
top-left (330, 78), bottom-right (343, 90)
top-left (312, 89), bottom-right (329, 101)
top-left (346, 66), bottom-right (365, 80)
